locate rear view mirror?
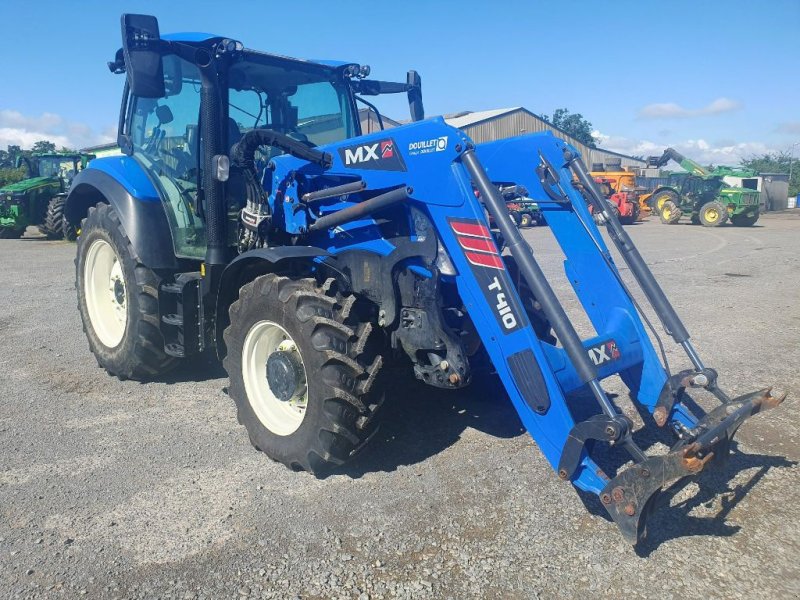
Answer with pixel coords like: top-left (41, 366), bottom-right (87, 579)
top-left (162, 54), bottom-right (183, 96)
top-left (407, 70), bottom-right (424, 122)
top-left (121, 14), bottom-right (165, 98)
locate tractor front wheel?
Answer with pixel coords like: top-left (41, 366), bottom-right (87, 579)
top-left (223, 274), bottom-right (385, 475)
top-left (76, 202), bottom-right (177, 380)
top-left (660, 201), bottom-right (681, 224)
top-left (731, 210), bottom-right (760, 227)
top-left (698, 201), bottom-right (729, 227)
top-left (519, 213), bottom-right (533, 228)
top-left (651, 190), bottom-right (679, 212)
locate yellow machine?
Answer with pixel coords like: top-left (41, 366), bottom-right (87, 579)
top-left (589, 170), bottom-right (652, 217)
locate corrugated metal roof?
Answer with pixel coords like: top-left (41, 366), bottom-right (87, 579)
top-left (444, 108), bottom-right (521, 128)
top-left (443, 106), bottom-right (645, 167)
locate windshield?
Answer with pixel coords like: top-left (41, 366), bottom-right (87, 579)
top-left (37, 157), bottom-right (76, 179)
top-left (228, 53), bottom-right (357, 151)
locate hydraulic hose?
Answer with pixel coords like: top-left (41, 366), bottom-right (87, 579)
top-left (230, 129), bottom-right (332, 171)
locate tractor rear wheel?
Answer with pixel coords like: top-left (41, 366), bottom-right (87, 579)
top-left (76, 202), bottom-right (177, 380)
top-left (659, 201), bottom-right (681, 224)
top-left (40, 196), bottom-right (67, 239)
top-left (698, 201), bottom-right (728, 227)
top-left (731, 210), bottom-right (760, 227)
top-left (223, 274), bottom-right (385, 475)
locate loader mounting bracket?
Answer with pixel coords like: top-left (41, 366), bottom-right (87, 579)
top-left (653, 367), bottom-right (720, 427)
top-left (602, 387), bottom-right (785, 544)
top-left (558, 413), bottom-right (634, 480)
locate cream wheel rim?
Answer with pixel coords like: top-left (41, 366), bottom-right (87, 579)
top-left (84, 238), bottom-right (127, 348)
top-left (242, 320), bottom-right (308, 436)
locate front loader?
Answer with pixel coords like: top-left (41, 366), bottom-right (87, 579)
top-left (66, 14), bottom-right (785, 545)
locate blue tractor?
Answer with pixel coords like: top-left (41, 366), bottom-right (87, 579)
top-left (65, 15), bottom-right (784, 544)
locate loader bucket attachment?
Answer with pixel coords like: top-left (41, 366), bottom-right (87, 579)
top-left (602, 388), bottom-right (786, 544)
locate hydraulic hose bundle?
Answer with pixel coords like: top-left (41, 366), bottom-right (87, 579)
top-left (229, 129), bottom-right (333, 252)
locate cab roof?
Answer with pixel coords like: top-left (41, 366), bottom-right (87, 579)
top-left (161, 32), bottom-right (355, 71)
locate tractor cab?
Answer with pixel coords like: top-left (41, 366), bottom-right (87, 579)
top-left (101, 19), bottom-right (423, 261)
top-left (24, 153), bottom-right (93, 187)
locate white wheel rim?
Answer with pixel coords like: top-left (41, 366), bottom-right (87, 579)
top-left (84, 239), bottom-right (127, 348)
top-left (242, 321), bottom-right (308, 436)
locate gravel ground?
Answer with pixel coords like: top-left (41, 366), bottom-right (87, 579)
top-left (1, 212), bottom-right (798, 599)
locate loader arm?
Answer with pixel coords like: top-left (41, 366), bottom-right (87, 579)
top-left (646, 147), bottom-right (709, 176)
top-left (262, 121), bottom-right (784, 545)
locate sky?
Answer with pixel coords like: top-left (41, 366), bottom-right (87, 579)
top-left (0, 0), bottom-right (798, 165)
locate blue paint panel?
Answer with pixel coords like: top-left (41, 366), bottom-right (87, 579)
top-left (87, 156), bottom-right (160, 203)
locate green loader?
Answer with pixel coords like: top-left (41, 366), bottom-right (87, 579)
top-left (646, 148), bottom-right (761, 227)
top-left (0, 152), bottom-right (95, 239)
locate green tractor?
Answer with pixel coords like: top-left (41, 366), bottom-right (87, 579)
top-left (500, 185), bottom-right (544, 227)
top-left (0, 152), bottom-right (95, 239)
top-left (646, 148), bottom-right (760, 227)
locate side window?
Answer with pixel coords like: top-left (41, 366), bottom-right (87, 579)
top-left (128, 55), bottom-right (205, 259)
top-left (290, 82), bottom-right (351, 145)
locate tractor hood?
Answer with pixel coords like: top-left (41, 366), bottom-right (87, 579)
top-left (0, 176), bottom-right (57, 194)
top-left (720, 186), bottom-right (759, 197)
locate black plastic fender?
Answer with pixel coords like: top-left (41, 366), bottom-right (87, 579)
top-left (214, 246), bottom-right (332, 359)
top-left (64, 169), bottom-right (178, 270)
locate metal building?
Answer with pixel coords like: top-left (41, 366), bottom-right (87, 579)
top-left (444, 107), bottom-right (645, 170)
top-left (81, 142), bottom-right (122, 158)
top-left (359, 108), bottom-right (402, 134)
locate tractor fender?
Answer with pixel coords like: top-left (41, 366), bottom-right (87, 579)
top-left (214, 246), bottom-right (332, 359)
top-left (64, 160), bottom-right (178, 270)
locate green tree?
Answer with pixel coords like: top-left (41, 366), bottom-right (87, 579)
top-left (31, 140), bottom-right (57, 154)
top-left (0, 167), bottom-right (26, 187)
top-left (542, 108), bottom-right (597, 148)
top-left (741, 151), bottom-right (799, 197)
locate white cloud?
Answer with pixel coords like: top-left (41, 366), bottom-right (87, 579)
top-left (0, 109), bottom-right (115, 150)
top-left (593, 129), bottom-right (773, 166)
top-left (638, 97), bottom-right (741, 120)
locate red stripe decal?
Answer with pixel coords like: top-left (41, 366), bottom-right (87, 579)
top-left (451, 221), bottom-right (491, 239)
top-left (464, 251), bottom-right (505, 269)
top-left (457, 235), bottom-right (498, 254)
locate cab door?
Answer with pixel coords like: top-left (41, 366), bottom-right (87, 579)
top-left (125, 54), bottom-right (206, 259)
